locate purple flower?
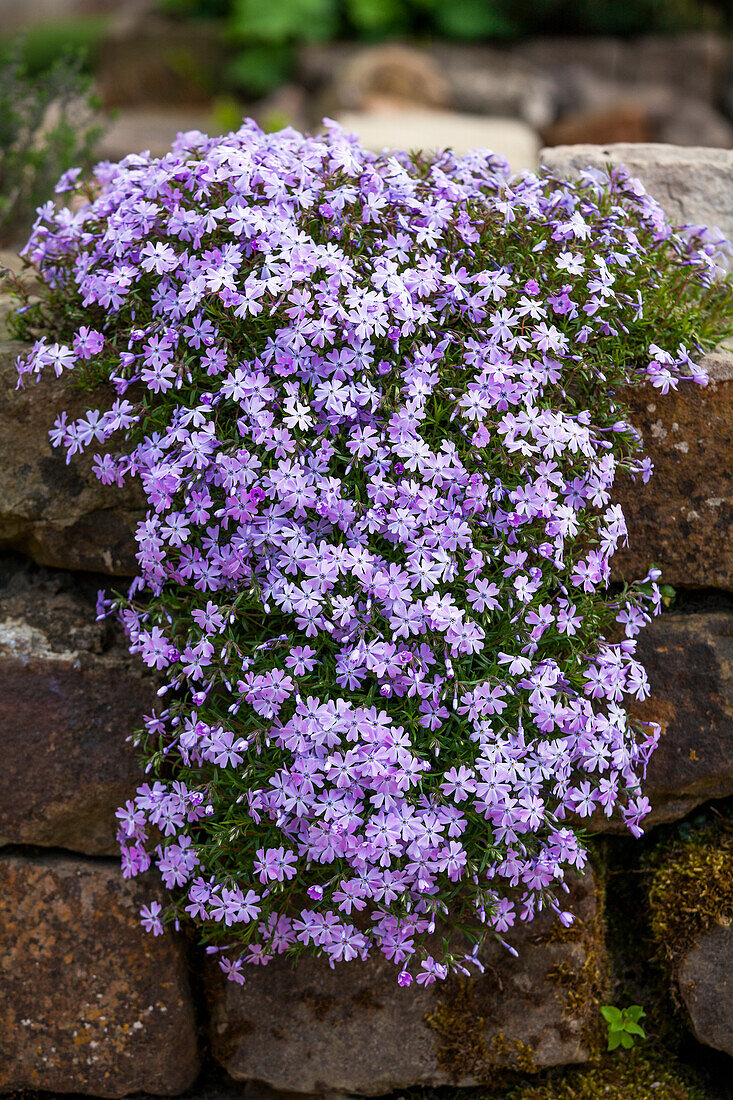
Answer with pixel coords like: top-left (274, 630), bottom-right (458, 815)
top-left (19, 118), bottom-right (724, 987)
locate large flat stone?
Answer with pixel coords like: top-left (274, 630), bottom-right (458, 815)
top-left (205, 871), bottom-right (603, 1094)
top-left (593, 611), bottom-right (733, 831)
top-left (337, 109), bottom-right (540, 171)
top-left (0, 853), bottom-right (201, 1097)
top-left (540, 143), bottom-right (733, 247)
top-left (0, 337), bottom-right (142, 574)
top-left (0, 564), bottom-right (152, 854)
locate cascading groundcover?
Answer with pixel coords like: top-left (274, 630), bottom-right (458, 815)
top-left (14, 121), bottom-right (733, 987)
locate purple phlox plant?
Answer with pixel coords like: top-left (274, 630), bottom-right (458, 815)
top-left (14, 118), bottom-right (733, 986)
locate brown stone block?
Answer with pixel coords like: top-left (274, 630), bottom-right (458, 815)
top-left (0, 568), bottom-right (151, 854)
top-left (0, 337), bottom-right (142, 575)
top-left (611, 350), bottom-right (733, 589)
top-left (590, 611), bottom-right (733, 832)
top-left (0, 853), bottom-right (201, 1097)
top-left (678, 923), bottom-right (733, 1058)
top-left (204, 871), bottom-right (603, 1094)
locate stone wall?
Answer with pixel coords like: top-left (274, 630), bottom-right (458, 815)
top-left (1, 144), bottom-right (733, 1097)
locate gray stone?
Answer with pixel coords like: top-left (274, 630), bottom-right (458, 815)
top-left (678, 923), bottom-right (733, 1057)
top-left (0, 337), bottom-right (142, 573)
top-left (425, 45), bottom-right (557, 129)
top-left (205, 871), bottom-right (603, 1093)
top-left (627, 33), bottom-right (728, 104)
top-left (337, 109), bottom-right (539, 171)
top-left (0, 564), bottom-right (153, 855)
top-left (0, 853), bottom-right (201, 1097)
top-left (97, 106), bottom-right (218, 162)
top-left (539, 143), bottom-right (733, 243)
top-left (648, 95), bottom-right (733, 149)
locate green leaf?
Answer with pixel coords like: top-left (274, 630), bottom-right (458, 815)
top-left (345, 0), bottom-right (405, 33)
top-left (230, 0), bottom-right (337, 43)
top-left (600, 1006), bottom-right (623, 1025)
top-left (625, 1005), bottom-right (646, 1022)
top-left (625, 1022), bottom-right (646, 1038)
top-left (620, 1032), bottom-right (635, 1048)
top-left (607, 1031), bottom-right (622, 1051)
top-left (433, 0), bottom-right (517, 39)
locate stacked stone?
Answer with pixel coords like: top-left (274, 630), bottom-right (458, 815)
top-left (1, 145), bottom-right (733, 1096)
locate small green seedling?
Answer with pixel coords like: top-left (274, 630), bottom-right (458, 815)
top-left (600, 1004), bottom-right (646, 1050)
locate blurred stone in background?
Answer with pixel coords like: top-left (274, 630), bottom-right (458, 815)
top-left (3, 0), bottom-right (733, 172)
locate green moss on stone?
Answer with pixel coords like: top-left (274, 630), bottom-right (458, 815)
top-left (425, 980), bottom-right (489, 1082)
top-left (498, 1052), bottom-right (706, 1100)
top-left (646, 819), bottom-right (733, 965)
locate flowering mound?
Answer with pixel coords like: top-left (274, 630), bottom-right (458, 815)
top-left (15, 121), bottom-right (733, 986)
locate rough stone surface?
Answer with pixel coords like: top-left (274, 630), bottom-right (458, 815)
top-left (0, 563), bottom-right (152, 854)
top-left (0, 337), bottom-right (143, 573)
top-left (593, 611), bottom-right (733, 830)
top-left (338, 109), bottom-right (539, 170)
top-left (0, 853), bottom-right (201, 1097)
top-left (677, 923), bottom-right (733, 1057)
top-left (612, 349), bottom-right (733, 589)
top-left (205, 871), bottom-right (602, 1094)
top-left (539, 144), bottom-right (733, 245)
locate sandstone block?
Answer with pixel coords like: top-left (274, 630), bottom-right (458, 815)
top-left (0, 565), bottom-right (151, 854)
top-left (205, 871), bottom-right (603, 1094)
top-left (337, 109), bottom-right (539, 171)
top-left (0, 853), bottom-right (201, 1097)
top-left (0, 337), bottom-right (142, 573)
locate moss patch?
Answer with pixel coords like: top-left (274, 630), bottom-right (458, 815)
top-left (425, 979), bottom-right (539, 1084)
top-left (425, 980), bottom-right (489, 1081)
top-left (646, 818), bottom-right (733, 965)
top-left (497, 1051), bottom-right (706, 1099)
